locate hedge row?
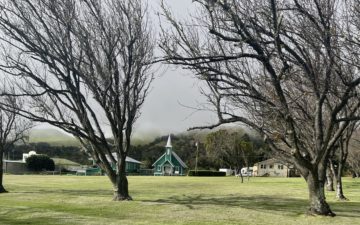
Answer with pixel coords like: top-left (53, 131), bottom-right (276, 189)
top-left (187, 170), bottom-right (226, 177)
top-left (26, 154), bottom-right (55, 171)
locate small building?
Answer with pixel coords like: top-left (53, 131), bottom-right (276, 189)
top-left (3, 151), bottom-right (38, 174)
top-left (86, 153), bottom-right (142, 175)
top-left (253, 158), bottom-right (293, 177)
top-left (3, 152), bottom-right (84, 174)
top-left (152, 135), bottom-right (187, 176)
top-left (22, 150), bottom-right (37, 162)
top-left (240, 167), bottom-right (253, 176)
top-left (3, 160), bottom-right (29, 174)
top-left (105, 154), bottom-right (142, 173)
top-left (219, 168), bottom-right (234, 176)
top-left (124, 156), bottom-right (142, 173)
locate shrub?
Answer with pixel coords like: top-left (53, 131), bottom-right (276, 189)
top-left (187, 170), bottom-right (226, 177)
top-left (26, 155), bottom-right (55, 171)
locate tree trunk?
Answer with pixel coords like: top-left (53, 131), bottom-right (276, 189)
top-left (113, 156), bottom-right (132, 201)
top-left (306, 172), bottom-right (335, 216)
top-left (236, 168), bottom-right (243, 183)
top-left (0, 153), bottom-right (8, 193)
top-left (328, 140), bottom-right (349, 201)
top-left (333, 162), bottom-right (348, 201)
top-left (335, 176), bottom-right (347, 201)
top-left (326, 166), bottom-right (334, 191)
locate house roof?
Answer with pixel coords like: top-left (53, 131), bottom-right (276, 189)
top-left (254, 158), bottom-right (284, 165)
top-left (108, 153), bottom-right (142, 164)
top-left (4, 160), bottom-right (24, 164)
top-left (51, 158), bottom-right (81, 166)
top-left (125, 156), bottom-right (142, 164)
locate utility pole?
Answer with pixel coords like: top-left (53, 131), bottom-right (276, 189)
top-left (195, 141), bottom-right (199, 173)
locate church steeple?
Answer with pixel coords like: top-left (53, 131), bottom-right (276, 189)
top-left (165, 135), bottom-right (172, 148)
top-left (165, 135), bottom-right (172, 161)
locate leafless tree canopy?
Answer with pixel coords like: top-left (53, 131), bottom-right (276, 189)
top-left (160, 0), bottom-right (360, 215)
top-left (0, 0), bottom-right (155, 200)
top-left (0, 96), bottom-right (32, 193)
top-left (348, 129), bottom-right (360, 177)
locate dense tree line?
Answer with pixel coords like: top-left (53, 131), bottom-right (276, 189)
top-left (130, 129), bottom-right (267, 171)
top-left (10, 143), bottom-right (90, 165)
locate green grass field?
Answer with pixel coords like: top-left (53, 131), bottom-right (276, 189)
top-left (0, 175), bottom-right (359, 225)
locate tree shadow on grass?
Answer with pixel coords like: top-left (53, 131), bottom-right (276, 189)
top-left (143, 194), bottom-right (360, 218)
top-left (145, 194), bottom-right (306, 214)
top-left (10, 189), bottom-right (360, 218)
top-left (331, 201), bottom-right (360, 218)
top-left (12, 189), bottom-right (112, 197)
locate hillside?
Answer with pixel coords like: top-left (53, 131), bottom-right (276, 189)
top-left (29, 128), bottom-right (156, 147)
top-left (29, 129), bottom-right (80, 146)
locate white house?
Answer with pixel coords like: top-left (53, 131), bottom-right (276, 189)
top-left (219, 168), bottom-right (234, 176)
top-left (253, 158), bottom-right (292, 177)
top-left (240, 167), bottom-right (253, 176)
top-left (22, 151), bottom-right (37, 162)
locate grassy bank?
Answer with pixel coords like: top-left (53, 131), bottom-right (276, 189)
top-left (0, 175), bottom-right (359, 225)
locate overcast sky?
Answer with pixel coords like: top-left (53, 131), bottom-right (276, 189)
top-left (33, 0), bottom-right (217, 138)
top-left (132, 0), bottom-right (216, 137)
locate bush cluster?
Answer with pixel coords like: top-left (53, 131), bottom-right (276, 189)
top-left (187, 170), bottom-right (226, 177)
top-left (26, 155), bottom-right (55, 171)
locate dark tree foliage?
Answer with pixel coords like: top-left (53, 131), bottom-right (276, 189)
top-left (26, 155), bottom-right (55, 171)
top-left (205, 130), bottom-right (266, 171)
top-left (11, 143), bottom-right (89, 165)
top-left (132, 130), bottom-right (266, 171)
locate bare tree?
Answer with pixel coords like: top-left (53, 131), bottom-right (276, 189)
top-left (348, 137), bottom-right (360, 178)
top-left (0, 96), bottom-right (31, 193)
top-left (325, 164), bottom-right (335, 191)
top-left (348, 128), bottom-right (360, 178)
top-left (205, 129), bottom-right (253, 183)
top-left (160, 0), bottom-right (360, 216)
top-left (0, 0), bottom-right (154, 200)
top-left (328, 122), bottom-right (358, 201)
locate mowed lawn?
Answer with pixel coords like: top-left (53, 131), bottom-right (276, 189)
top-left (0, 175), bottom-right (359, 225)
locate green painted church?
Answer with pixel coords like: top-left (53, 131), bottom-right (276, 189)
top-left (152, 135), bottom-right (187, 176)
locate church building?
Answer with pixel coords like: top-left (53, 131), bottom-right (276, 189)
top-left (152, 135), bottom-right (187, 176)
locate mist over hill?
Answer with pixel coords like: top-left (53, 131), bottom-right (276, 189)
top-left (29, 129), bottom-right (80, 146)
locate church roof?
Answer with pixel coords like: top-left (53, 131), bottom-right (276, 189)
top-left (172, 151), bottom-right (187, 168)
top-left (151, 151), bottom-right (187, 168)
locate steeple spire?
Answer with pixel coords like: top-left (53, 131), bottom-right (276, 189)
top-left (165, 135), bottom-right (172, 148)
